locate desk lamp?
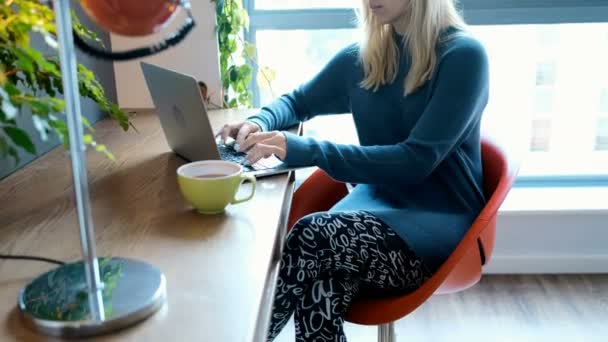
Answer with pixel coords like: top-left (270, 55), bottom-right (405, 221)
top-left (18, 0), bottom-right (195, 337)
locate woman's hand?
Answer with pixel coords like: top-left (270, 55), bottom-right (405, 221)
top-left (240, 131), bottom-right (287, 165)
top-left (216, 121), bottom-right (261, 148)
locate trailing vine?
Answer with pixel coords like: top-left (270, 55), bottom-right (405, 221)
top-left (212, 0), bottom-right (275, 109)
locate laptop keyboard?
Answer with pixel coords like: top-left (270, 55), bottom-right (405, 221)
top-left (217, 143), bottom-right (254, 171)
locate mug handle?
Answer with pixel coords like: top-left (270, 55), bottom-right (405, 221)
top-left (231, 174), bottom-right (257, 205)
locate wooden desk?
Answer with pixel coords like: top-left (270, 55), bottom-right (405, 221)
top-left (0, 109), bottom-right (293, 341)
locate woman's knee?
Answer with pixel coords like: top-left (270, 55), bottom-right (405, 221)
top-left (285, 213), bottom-right (326, 252)
top-left (286, 212), bottom-right (355, 254)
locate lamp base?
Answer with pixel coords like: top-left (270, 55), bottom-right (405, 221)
top-left (18, 257), bottom-right (166, 338)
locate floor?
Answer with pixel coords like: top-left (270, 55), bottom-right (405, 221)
top-left (273, 274), bottom-right (608, 342)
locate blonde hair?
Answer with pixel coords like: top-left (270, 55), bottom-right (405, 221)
top-left (358, 0), bottom-right (466, 95)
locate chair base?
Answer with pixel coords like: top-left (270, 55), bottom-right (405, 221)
top-left (378, 323), bottom-right (396, 342)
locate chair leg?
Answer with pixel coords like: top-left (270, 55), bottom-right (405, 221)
top-left (377, 323), bottom-right (396, 342)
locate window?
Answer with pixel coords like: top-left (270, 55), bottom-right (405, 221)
top-left (254, 0), bottom-right (357, 10)
top-left (255, 29), bottom-right (358, 105)
top-left (245, 0), bottom-right (608, 185)
top-left (601, 89), bottom-right (608, 113)
top-left (597, 89), bottom-right (608, 151)
top-left (596, 118), bottom-right (608, 151)
top-left (470, 23), bottom-right (608, 179)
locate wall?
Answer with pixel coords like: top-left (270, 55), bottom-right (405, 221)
top-left (485, 205), bottom-right (608, 274)
top-left (0, 6), bottom-right (117, 180)
top-left (111, 1), bottom-right (222, 110)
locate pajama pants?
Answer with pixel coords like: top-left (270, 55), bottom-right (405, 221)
top-left (267, 211), bottom-right (433, 342)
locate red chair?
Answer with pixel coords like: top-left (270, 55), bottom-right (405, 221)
top-left (287, 136), bottom-right (519, 342)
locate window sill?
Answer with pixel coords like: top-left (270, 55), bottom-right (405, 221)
top-left (499, 186), bottom-right (608, 215)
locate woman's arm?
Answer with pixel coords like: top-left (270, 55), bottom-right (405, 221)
top-left (282, 39), bottom-right (489, 185)
top-left (247, 44), bottom-right (358, 132)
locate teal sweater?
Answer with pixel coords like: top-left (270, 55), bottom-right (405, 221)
top-left (248, 31), bottom-right (489, 272)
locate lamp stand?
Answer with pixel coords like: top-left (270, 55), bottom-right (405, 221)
top-left (17, 0), bottom-right (166, 337)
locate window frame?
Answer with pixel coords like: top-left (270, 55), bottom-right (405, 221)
top-left (244, 0), bottom-right (608, 187)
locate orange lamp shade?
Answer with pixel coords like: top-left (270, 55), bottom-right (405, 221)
top-left (79, 0), bottom-right (180, 36)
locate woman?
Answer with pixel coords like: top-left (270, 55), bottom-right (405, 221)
top-left (219, 0), bottom-right (489, 340)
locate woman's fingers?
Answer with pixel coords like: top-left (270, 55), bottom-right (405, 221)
top-left (235, 122), bottom-right (260, 148)
top-left (215, 123), bottom-right (238, 143)
top-left (214, 121), bottom-right (261, 145)
top-left (244, 132), bottom-right (287, 163)
top-left (246, 143), bottom-right (286, 165)
top-left (240, 131), bottom-right (277, 152)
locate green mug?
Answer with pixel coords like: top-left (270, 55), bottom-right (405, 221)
top-left (176, 160), bottom-right (256, 214)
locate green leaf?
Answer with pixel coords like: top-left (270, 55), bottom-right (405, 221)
top-left (81, 117), bottom-right (94, 131)
top-left (83, 134), bottom-right (93, 145)
top-left (257, 66), bottom-right (276, 90)
top-left (234, 82), bottom-right (244, 93)
top-left (0, 136), bottom-right (8, 158)
top-left (238, 64), bottom-right (253, 77)
top-left (29, 99), bottom-right (51, 115)
top-left (8, 145), bottom-right (20, 165)
top-left (3, 125), bottom-right (36, 155)
top-left (21, 46), bottom-right (60, 77)
top-left (242, 42), bottom-right (256, 60)
top-left (229, 66), bottom-right (239, 82)
top-left (3, 83), bottom-right (20, 97)
top-left (214, 0), bottom-right (227, 16)
top-left (226, 39), bottom-right (237, 54)
top-left (72, 11), bottom-right (106, 48)
top-left (238, 92), bottom-right (251, 103)
top-left (239, 8), bottom-right (250, 30)
top-left (12, 22), bottom-right (31, 46)
top-left (95, 144), bottom-right (115, 161)
top-left (14, 49), bottom-right (34, 74)
top-left (48, 119), bottom-right (69, 146)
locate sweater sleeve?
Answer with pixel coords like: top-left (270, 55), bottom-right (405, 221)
top-left (246, 45), bottom-right (357, 132)
top-left (282, 39), bottom-right (490, 185)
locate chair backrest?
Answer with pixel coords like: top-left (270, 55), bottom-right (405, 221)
top-left (346, 135), bottom-right (519, 325)
top-left (479, 136), bottom-right (518, 221)
top-left (434, 136), bottom-right (518, 293)
top-left (465, 136), bottom-right (520, 266)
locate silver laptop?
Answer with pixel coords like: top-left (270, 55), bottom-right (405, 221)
top-left (141, 62), bottom-right (304, 178)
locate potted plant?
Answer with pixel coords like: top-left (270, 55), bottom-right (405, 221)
top-left (0, 0), bottom-right (130, 165)
top-left (212, 0), bottom-right (275, 109)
